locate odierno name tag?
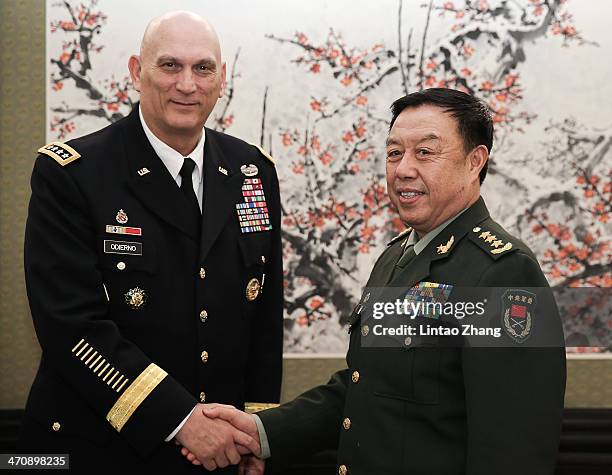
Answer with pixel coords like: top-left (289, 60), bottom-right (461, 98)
top-left (103, 240), bottom-right (143, 256)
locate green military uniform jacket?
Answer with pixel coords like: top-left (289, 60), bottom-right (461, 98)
top-left (20, 105), bottom-right (283, 473)
top-left (259, 197), bottom-right (565, 475)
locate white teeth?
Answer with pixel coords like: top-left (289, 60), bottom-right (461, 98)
top-left (400, 192), bottom-right (422, 198)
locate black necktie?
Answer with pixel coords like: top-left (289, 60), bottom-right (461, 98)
top-left (179, 157), bottom-right (201, 234)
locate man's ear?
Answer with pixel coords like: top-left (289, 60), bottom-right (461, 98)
top-left (218, 62), bottom-right (227, 98)
top-left (128, 55), bottom-right (143, 92)
top-left (468, 145), bottom-right (489, 181)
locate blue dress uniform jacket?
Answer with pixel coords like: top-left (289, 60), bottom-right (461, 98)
top-left (19, 105), bottom-right (283, 473)
top-left (259, 197), bottom-right (565, 475)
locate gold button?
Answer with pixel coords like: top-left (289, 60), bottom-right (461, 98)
top-left (199, 392), bottom-right (206, 403)
top-left (52, 422), bottom-right (61, 432)
top-left (199, 267), bottom-right (206, 279)
top-left (351, 371), bottom-right (360, 383)
top-left (116, 262), bottom-right (126, 271)
top-left (338, 464), bottom-right (348, 475)
top-left (404, 336), bottom-right (412, 346)
top-left (201, 351), bottom-right (209, 363)
top-left (361, 325), bottom-right (369, 337)
top-left (199, 310), bottom-right (208, 323)
top-left (342, 417), bottom-right (351, 430)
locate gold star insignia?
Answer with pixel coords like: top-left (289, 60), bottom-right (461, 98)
top-left (479, 231), bottom-right (491, 239)
top-left (485, 234), bottom-right (497, 243)
top-left (436, 235), bottom-right (455, 254)
top-left (492, 240), bottom-right (503, 248)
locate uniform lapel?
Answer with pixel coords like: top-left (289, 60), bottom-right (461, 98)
top-left (387, 197), bottom-right (491, 287)
top-left (199, 129), bottom-right (245, 261)
top-left (121, 106), bottom-right (200, 242)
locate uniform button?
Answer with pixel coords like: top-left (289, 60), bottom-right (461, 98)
top-left (261, 255), bottom-right (266, 264)
top-left (199, 310), bottom-right (208, 323)
top-left (201, 351), bottom-right (209, 363)
top-left (52, 422), bottom-right (61, 432)
top-left (199, 267), bottom-right (206, 279)
top-left (361, 325), bottom-right (369, 337)
top-left (404, 336), bottom-right (412, 346)
top-left (116, 262), bottom-right (126, 271)
top-left (199, 392), bottom-right (206, 403)
top-left (351, 371), bottom-right (360, 383)
top-left (342, 417), bottom-right (351, 430)
top-left (338, 464), bottom-right (348, 475)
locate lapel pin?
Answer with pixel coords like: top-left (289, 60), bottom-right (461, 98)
top-left (218, 166), bottom-right (228, 176)
top-left (115, 209), bottom-right (128, 224)
top-left (240, 164), bottom-right (258, 177)
top-left (137, 167), bottom-right (150, 176)
top-left (436, 235), bottom-right (454, 255)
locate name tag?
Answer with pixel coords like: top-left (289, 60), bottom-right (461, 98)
top-left (104, 240), bottom-right (142, 256)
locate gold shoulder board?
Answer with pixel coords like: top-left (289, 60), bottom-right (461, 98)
top-left (38, 141), bottom-right (81, 166)
top-left (250, 143), bottom-right (275, 165)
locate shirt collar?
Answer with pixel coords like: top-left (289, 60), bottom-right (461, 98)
top-left (408, 207), bottom-right (470, 255)
top-left (139, 107), bottom-right (205, 184)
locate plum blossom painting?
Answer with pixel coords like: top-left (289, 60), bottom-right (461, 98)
top-left (46, 0), bottom-right (611, 355)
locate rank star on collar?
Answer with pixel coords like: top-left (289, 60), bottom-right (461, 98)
top-left (436, 235), bottom-right (454, 254)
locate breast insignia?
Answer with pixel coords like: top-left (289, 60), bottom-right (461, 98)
top-left (38, 141), bottom-right (81, 166)
top-left (388, 227), bottom-right (412, 246)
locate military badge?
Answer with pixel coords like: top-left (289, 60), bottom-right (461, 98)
top-left (436, 235), bottom-right (455, 255)
top-left (236, 178), bottom-right (272, 233)
top-left (240, 164), bottom-right (259, 177)
top-left (405, 281), bottom-right (453, 319)
top-left (137, 167), bottom-right (150, 176)
top-left (246, 278), bottom-right (261, 301)
top-left (38, 141), bottom-right (81, 166)
top-left (124, 287), bottom-right (147, 309)
top-left (106, 225), bottom-right (142, 236)
top-left (502, 289), bottom-right (535, 343)
top-left (115, 209), bottom-right (128, 224)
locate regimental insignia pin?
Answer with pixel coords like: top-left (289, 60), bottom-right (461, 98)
top-left (245, 278), bottom-right (261, 301)
top-left (501, 289), bottom-right (535, 343)
top-left (125, 287), bottom-right (147, 310)
top-left (218, 166), bottom-right (228, 176)
top-left (137, 167), bottom-right (150, 176)
top-left (436, 235), bottom-right (455, 255)
top-left (240, 164), bottom-right (258, 177)
top-left (115, 209), bottom-right (128, 224)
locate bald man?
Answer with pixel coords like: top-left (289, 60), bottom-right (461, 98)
top-left (20, 11), bottom-right (283, 473)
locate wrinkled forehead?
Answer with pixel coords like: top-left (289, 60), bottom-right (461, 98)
top-left (143, 19), bottom-right (221, 64)
top-left (387, 105), bottom-right (460, 145)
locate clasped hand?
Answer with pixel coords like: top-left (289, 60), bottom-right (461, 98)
top-left (175, 403), bottom-right (265, 473)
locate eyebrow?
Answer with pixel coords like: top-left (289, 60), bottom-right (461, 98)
top-left (386, 133), bottom-right (441, 147)
top-left (156, 55), bottom-right (217, 67)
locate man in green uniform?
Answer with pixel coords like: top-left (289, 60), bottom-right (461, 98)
top-left (188, 88), bottom-right (566, 474)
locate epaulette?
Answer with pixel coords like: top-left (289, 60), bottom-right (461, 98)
top-left (38, 141), bottom-right (81, 167)
top-left (250, 143), bottom-right (275, 165)
top-left (468, 225), bottom-right (517, 259)
top-left (388, 227), bottom-right (412, 246)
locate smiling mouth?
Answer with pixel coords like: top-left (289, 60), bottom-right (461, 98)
top-left (170, 100), bottom-right (199, 106)
top-left (398, 191), bottom-right (425, 199)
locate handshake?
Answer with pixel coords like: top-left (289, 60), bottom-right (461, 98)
top-left (175, 403), bottom-right (266, 473)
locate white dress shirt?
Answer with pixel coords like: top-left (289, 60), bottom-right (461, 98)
top-left (138, 108), bottom-right (203, 441)
top-left (139, 108), bottom-right (205, 210)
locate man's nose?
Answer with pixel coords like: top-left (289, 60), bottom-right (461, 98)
top-left (175, 69), bottom-right (197, 94)
top-left (395, 153), bottom-right (418, 180)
